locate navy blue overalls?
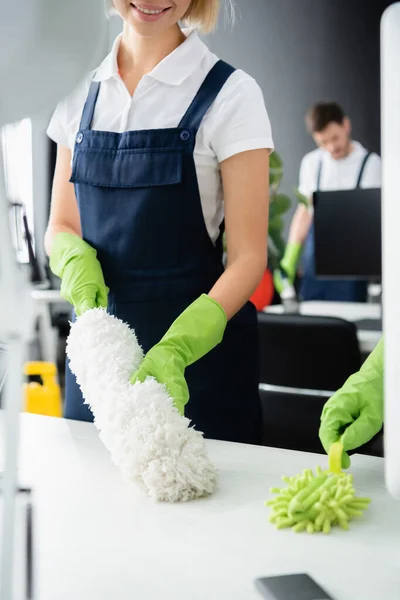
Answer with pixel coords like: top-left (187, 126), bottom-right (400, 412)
top-left (65, 60), bottom-right (262, 445)
top-left (300, 153), bottom-right (371, 302)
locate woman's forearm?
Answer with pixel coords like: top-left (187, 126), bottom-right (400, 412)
top-left (213, 149), bottom-right (269, 319)
top-left (45, 145), bottom-right (82, 257)
top-left (208, 252), bottom-right (266, 320)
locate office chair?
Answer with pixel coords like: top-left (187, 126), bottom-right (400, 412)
top-left (259, 383), bottom-right (329, 454)
top-left (258, 312), bottom-right (362, 391)
top-left (258, 313), bottom-right (383, 457)
top-left (259, 383), bottom-right (384, 458)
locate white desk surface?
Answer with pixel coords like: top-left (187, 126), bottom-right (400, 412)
top-left (1, 414), bottom-right (399, 600)
top-left (265, 301), bottom-right (382, 354)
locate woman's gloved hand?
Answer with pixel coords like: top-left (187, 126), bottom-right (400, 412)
top-left (319, 338), bottom-right (384, 468)
top-left (130, 294), bottom-right (227, 415)
top-left (50, 232), bottom-right (109, 316)
top-left (273, 242), bottom-right (302, 294)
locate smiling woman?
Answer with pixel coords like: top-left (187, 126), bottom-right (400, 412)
top-left (46, 0), bottom-right (273, 444)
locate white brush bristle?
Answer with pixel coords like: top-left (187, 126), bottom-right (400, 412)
top-left (66, 308), bottom-right (217, 501)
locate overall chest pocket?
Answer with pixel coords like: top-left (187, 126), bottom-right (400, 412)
top-left (70, 147), bottom-right (183, 188)
top-left (71, 147), bottom-right (188, 273)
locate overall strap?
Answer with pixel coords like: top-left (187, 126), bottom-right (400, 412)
top-left (79, 80), bottom-right (101, 131)
top-left (178, 60), bottom-right (235, 132)
top-left (356, 151), bottom-right (372, 188)
top-left (316, 159), bottom-right (323, 191)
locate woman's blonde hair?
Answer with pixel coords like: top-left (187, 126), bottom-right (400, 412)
top-left (184, 0), bottom-right (235, 33)
top-left (106, 0), bottom-right (235, 33)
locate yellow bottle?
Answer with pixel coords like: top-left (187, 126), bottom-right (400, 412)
top-left (24, 362), bottom-right (62, 418)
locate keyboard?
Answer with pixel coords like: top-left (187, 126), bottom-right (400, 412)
top-left (354, 318), bottom-right (382, 331)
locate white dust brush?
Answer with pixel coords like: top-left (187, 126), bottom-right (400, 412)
top-left (66, 308), bottom-right (218, 502)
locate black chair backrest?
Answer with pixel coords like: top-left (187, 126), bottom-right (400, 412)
top-left (258, 312), bottom-right (361, 392)
top-left (259, 383), bottom-right (384, 457)
top-left (259, 384), bottom-right (328, 453)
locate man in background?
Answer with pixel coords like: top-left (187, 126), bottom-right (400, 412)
top-left (275, 101), bottom-right (381, 301)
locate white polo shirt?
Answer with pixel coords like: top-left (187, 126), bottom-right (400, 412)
top-left (298, 141), bottom-right (381, 199)
top-left (47, 29), bottom-right (273, 243)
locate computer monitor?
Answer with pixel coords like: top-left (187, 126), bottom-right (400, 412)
top-left (313, 188), bottom-right (382, 280)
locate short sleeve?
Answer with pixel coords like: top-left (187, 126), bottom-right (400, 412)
top-left (47, 99), bottom-right (70, 147)
top-left (361, 153), bottom-right (381, 188)
top-left (46, 72), bottom-right (92, 150)
top-left (206, 72), bottom-right (274, 163)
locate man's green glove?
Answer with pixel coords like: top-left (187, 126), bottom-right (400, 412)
top-left (130, 294), bottom-right (227, 415)
top-left (319, 338), bottom-right (384, 469)
top-left (273, 242), bottom-right (302, 294)
top-left (50, 232), bottom-right (109, 316)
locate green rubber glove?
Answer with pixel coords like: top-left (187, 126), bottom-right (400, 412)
top-left (130, 294), bottom-right (227, 415)
top-left (273, 242), bottom-right (302, 294)
top-left (50, 232), bottom-right (109, 316)
top-left (319, 338), bottom-right (384, 469)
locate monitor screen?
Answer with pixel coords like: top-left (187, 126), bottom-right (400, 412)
top-left (313, 188), bottom-right (382, 280)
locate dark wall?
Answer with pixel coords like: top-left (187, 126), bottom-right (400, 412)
top-left (208, 0), bottom-right (395, 214)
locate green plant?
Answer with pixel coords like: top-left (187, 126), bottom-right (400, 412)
top-left (268, 151), bottom-right (308, 271)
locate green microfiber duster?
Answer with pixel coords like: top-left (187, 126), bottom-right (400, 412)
top-left (266, 442), bottom-right (371, 534)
